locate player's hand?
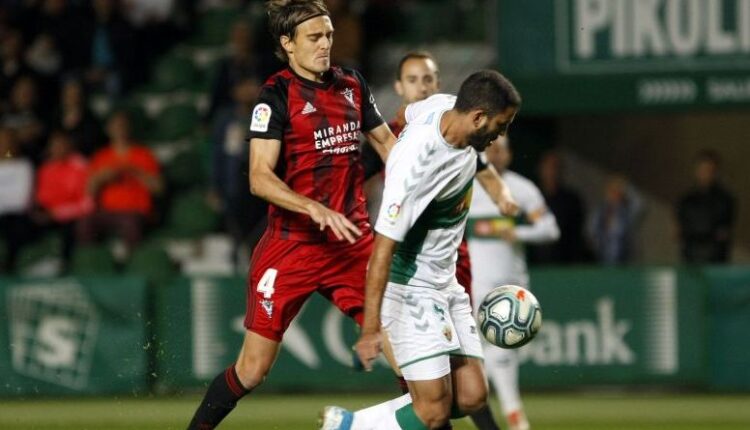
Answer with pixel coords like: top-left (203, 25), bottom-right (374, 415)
top-left (355, 331), bottom-right (382, 372)
top-left (497, 226), bottom-right (517, 242)
top-left (497, 190), bottom-right (520, 217)
top-left (307, 202), bottom-right (362, 243)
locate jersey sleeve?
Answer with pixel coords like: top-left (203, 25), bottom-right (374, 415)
top-left (360, 141), bottom-right (384, 180)
top-left (522, 181), bottom-right (547, 214)
top-left (375, 130), bottom-right (443, 242)
top-left (247, 81), bottom-right (287, 141)
top-left (353, 69), bottom-right (385, 132)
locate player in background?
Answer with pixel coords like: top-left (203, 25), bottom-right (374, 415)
top-left (186, 1), bottom-right (396, 428)
top-left (467, 137), bottom-right (560, 430)
top-left (362, 51), bottom-right (514, 430)
top-left (320, 70), bottom-right (522, 430)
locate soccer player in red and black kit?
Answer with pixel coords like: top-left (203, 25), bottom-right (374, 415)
top-left (186, 1), bottom-right (395, 429)
top-left (361, 51), bottom-right (517, 430)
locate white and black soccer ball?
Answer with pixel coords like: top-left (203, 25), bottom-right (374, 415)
top-left (477, 285), bottom-right (542, 349)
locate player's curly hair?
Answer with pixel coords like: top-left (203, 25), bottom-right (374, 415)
top-left (266, 0), bottom-right (330, 62)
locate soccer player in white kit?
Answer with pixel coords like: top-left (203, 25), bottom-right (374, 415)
top-left (467, 138), bottom-right (560, 430)
top-left (319, 70), bottom-right (521, 430)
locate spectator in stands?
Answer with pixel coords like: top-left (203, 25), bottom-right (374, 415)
top-left (0, 29), bottom-right (31, 111)
top-left (34, 130), bottom-right (94, 272)
top-left (24, 31), bottom-right (62, 84)
top-left (53, 78), bottom-right (104, 156)
top-left (122, 0), bottom-right (183, 76)
top-left (327, 0), bottom-right (362, 68)
top-left (676, 150), bottom-right (736, 263)
top-left (209, 76), bottom-right (266, 267)
top-left (207, 20), bottom-right (260, 121)
top-left (587, 174), bottom-right (644, 265)
top-left (1, 75), bottom-right (47, 163)
top-left (29, 0), bottom-right (91, 73)
top-left (529, 150), bottom-right (588, 264)
top-left (0, 127), bottom-right (34, 274)
top-left (86, 0), bottom-right (139, 96)
top-left (77, 110), bottom-right (163, 262)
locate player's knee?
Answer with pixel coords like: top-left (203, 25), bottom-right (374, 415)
top-left (455, 381), bottom-right (488, 415)
top-left (413, 396), bottom-right (452, 428)
top-left (234, 359), bottom-right (272, 389)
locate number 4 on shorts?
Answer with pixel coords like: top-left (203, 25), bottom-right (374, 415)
top-left (257, 268), bottom-right (277, 299)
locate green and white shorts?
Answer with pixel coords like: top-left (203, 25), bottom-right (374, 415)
top-left (381, 282), bottom-right (483, 381)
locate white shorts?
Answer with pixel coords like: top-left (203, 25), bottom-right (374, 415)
top-left (381, 282), bottom-right (484, 381)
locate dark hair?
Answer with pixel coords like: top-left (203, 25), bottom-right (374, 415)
top-left (49, 129), bottom-right (72, 140)
top-left (396, 51), bottom-right (438, 80)
top-left (454, 70), bottom-right (521, 116)
top-left (267, 0), bottom-right (330, 62)
top-left (696, 149), bottom-right (720, 166)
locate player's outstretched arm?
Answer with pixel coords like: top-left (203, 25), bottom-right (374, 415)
top-left (355, 233), bottom-right (398, 371)
top-left (364, 123), bottom-right (396, 162)
top-left (476, 163), bottom-right (519, 216)
top-left (515, 206), bottom-right (560, 244)
top-left (249, 137), bottom-right (362, 243)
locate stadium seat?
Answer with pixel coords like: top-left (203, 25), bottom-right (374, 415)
top-left (152, 104), bottom-right (200, 141)
top-left (191, 8), bottom-right (243, 46)
top-left (70, 244), bottom-right (116, 275)
top-left (16, 233), bottom-right (61, 272)
top-left (164, 144), bottom-right (206, 190)
top-left (118, 103), bottom-right (151, 141)
top-left (151, 55), bottom-right (197, 92)
top-left (126, 239), bottom-right (177, 287)
top-left (163, 189), bottom-right (219, 239)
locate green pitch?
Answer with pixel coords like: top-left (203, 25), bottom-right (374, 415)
top-left (1, 393), bottom-right (749, 429)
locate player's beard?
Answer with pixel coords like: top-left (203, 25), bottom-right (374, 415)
top-left (467, 125), bottom-right (497, 152)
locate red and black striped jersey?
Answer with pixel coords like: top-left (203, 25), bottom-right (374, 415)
top-left (248, 66), bottom-right (385, 242)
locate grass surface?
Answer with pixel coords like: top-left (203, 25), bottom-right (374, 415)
top-left (1, 393), bottom-right (749, 429)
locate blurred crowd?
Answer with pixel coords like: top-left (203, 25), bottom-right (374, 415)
top-left (0, 0), bottom-right (739, 276)
top-left (526, 148), bottom-right (735, 266)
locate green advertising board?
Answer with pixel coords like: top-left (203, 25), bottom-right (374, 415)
top-left (498, 0), bottom-right (750, 113)
top-left (1, 268), bottom-right (739, 396)
top-left (521, 267), bottom-right (707, 386)
top-left (702, 266), bottom-right (750, 390)
top-left (156, 268), bottom-right (709, 392)
top-left (155, 277), bottom-right (395, 393)
top-left (0, 277), bottom-right (149, 395)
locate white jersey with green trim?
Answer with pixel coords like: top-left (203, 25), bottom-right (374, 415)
top-left (375, 94), bottom-right (477, 289)
top-left (467, 169), bottom-right (546, 286)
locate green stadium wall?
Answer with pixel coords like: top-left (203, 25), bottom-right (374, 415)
top-left (1, 267), bottom-right (749, 395)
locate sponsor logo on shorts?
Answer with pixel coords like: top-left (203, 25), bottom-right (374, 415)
top-left (261, 299), bottom-right (274, 318)
top-left (443, 325), bottom-right (453, 342)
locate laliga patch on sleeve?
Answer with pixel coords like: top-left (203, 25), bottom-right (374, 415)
top-left (250, 103), bottom-right (272, 132)
top-left (385, 202), bottom-right (401, 223)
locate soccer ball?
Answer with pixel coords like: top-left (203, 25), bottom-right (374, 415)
top-left (477, 285), bottom-right (542, 349)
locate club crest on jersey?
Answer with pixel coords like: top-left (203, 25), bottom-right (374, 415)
top-left (341, 88), bottom-right (355, 107)
top-left (250, 103), bottom-right (272, 132)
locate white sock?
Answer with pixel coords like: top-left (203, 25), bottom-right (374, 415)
top-left (484, 345), bottom-right (522, 414)
top-left (351, 393), bottom-right (412, 430)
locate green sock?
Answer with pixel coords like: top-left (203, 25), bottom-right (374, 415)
top-left (395, 404), bottom-right (429, 430)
